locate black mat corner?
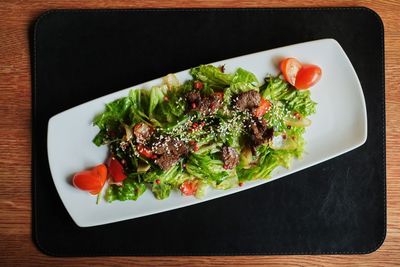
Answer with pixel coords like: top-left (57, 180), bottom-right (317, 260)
top-left (32, 7), bottom-right (386, 256)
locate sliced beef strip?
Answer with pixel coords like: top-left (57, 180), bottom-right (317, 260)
top-left (186, 91), bottom-right (201, 105)
top-left (187, 91), bottom-right (223, 115)
top-left (247, 118), bottom-right (274, 147)
top-left (250, 120), bottom-right (266, 146)
top-left (234, 90), bottom-right (261, 112)
top-left (154, 154), bottom-right (181, 171)
top-left (151, 136), bottom-right (188, 156)
top-left (150, 135), bottom-right (189, 170)
top-left (263, 127), bottom-right (274, 141)
top-left (222, 146), bottom-right (239, 169)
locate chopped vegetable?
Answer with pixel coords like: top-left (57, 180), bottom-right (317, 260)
top-left (108, 157), bottom-right (127, 183)
top-left (253, 97), bottom-right (271, 117)
top-left (180, 180), bottom-right (199, 196)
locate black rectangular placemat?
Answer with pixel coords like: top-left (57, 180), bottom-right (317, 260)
top-left (32, 8), bottom-right (385, 256)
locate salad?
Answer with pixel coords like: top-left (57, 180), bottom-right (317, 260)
top-left (72, 58), bottom-right (321, 202)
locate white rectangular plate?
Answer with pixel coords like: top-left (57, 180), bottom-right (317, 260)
top-left (47, 39), bottom-right (367, 227)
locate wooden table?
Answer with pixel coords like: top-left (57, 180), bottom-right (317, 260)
top-left (1, 0), bottom-right (399, 265)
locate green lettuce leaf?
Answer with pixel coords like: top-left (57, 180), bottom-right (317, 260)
top-left (230, 68), bottom-right (259, 92)
top-left (143, 164), bottom-right (189, 199)
top-left (144, 164), bottom-right (188, 187)
top-left (93, 96), bottom-right (132, 130)
top-left (149, 83), bottom-right (188, 127)
top-left (190, 65), bottom-right (234, 88)
top-left (128, 89), bottom-right (151, 123)
top-left (92, 96), bottom-right (134, 146)
top-left (185, 153), bottom-right (232, 185)
top-left (148, 85), bottom-right (168, 115)
top-left (194, 181), bottom-right (209, 198)
top-left (105, 176), bottom-right (146, 202)
top-left (261, 76), bottom-right (316, 116)
top-left (151, 182), bottom-right (171, 200)
top-left (237, 145), bottom-right (292, 182)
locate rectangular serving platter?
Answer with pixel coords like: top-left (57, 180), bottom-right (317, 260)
top-left (47, 39), bottom-right (367, 227)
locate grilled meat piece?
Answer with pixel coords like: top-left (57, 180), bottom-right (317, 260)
top-left (133, 122), bottom-right (154, 144)
top-left (234, 90), bottom-right (261, 112)
top-left (151, 136), bottom-right (188, 170)
top-left (247, 118), bottom-right (274, 147)
top-left (222, 146), bottom-right (239, 169)
top-left (154, 154), bottom-right (181, 171)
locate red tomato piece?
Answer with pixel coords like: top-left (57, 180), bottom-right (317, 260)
top-left (194, 81), bottom-right (204, 90)
top-left (253, 97), bottom-right (271, 117)
top-left (212, 92), bottom-right (224, 101)
top-left (136, 144), bottom-right (156, 159)
top-left (180, 180), bottom-right (199, 196)
top-left (189, 141), bottom-right (199, 152)
top-left (294, 64), bottom-right (322, 90)
top-left (108, 157), bottom-right (127, 182)
top-left (72, 164), bottom-right (107, 195)
top-left (279, 58), bottom-right (302, 86)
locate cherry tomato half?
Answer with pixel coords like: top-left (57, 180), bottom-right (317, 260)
top-left (72, 164), bottom-right (107, 195)
top-left (253, 97), bottom-right (271, 117)
top-left (279, 58), bottom-right (302, 86)
top-left (294, 64), bottom-right (322, 90)
top-left (180, 180), bottom-right (199, 196)
top-left (108, 157), bottom-right (127, 183)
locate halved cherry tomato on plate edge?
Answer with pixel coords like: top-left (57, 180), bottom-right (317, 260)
top-left (294, 64), bottom-right (322, 90)
top-left (72, 164), bottom-right (107, 195)
top-left (279, 58), bottom-right (302, 86)
top-left (280, 58), bottom-right (322, 90)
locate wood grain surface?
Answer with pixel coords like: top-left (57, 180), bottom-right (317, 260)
top-left (0, 0), bottom-right (399, 266)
